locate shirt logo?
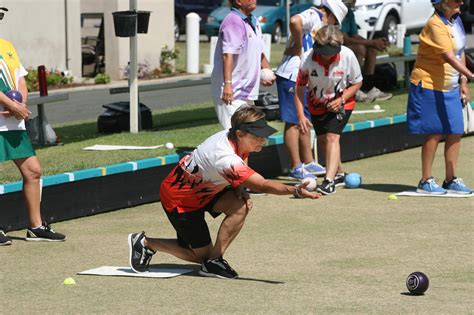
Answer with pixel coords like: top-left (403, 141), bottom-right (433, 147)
top-left (7, 52), bottom-right (13, 58)
top-left (311, 70), bottom-right (318, 77)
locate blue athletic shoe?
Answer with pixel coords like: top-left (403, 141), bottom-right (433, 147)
top-left (289, 164), bottom-right (316, 180)
top-left (416, 177), bottom-right (447, 195)
top-left (304, 162), bottom-right (326, 176)
top-left (442, 177), bottom-right (472, 194)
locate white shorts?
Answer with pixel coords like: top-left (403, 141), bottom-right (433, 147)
top-left (213, 98), bottom-right (250, 130)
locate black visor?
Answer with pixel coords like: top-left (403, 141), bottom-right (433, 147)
top-left (236, 118), bottom-right (277, 138)
top-left (313, 42), bottom-right (341, 56)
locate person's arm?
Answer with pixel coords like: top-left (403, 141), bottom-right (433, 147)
top-left (222, 53), bottom-right (234, 104)
top-left (284, 15), bottom-right (303, 56)
top-left (458, 52), bottom-right (472, 101)
top-left (295, 84), bottom-right (312, 134)
top-left (0, 79), bottom-right (30, 120)
top-left (342, 33), bottom-right (388, 51)
top-left (243, 172), bottom-right (320, 199)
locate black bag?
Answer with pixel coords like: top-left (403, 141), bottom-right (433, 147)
top-left (373, 63), bottom-right (399, 91)
top-left (98, 101), bottom-right (153, 133)
top-left (254, 92), bottom-right (280, 121)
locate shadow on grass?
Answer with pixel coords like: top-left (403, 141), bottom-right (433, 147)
top-left (360, 183), bottom-right (415, 193)
top-left (400, 292), bottom-right (425, 297)
top-left (151, 263), bottom-right (285, 284)
top-left (50, 106), bottom-right (219, 145)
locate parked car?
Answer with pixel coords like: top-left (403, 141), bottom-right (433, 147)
top-left (352, 0), bottom-right (434, 45)
top-left (175, 0), bottom-right (222, 41)
top-left (205, 0), bottom-right (313, 43)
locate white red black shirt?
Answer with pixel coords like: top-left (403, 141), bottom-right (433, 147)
top-left (296, 46), bottom-right (362, 115)
top-left (160, 130), bottom-right (256, 213)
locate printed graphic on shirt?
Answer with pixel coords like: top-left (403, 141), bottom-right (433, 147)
top-left (160, 130), bottom-right (256, 213)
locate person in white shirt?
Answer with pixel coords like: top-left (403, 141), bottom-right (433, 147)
top-left (275, 0), bottom-right (348, 181)
top-left (128, 106), bottom-right (320, 279)
top-left (295, 25), bottom-right (363, 195)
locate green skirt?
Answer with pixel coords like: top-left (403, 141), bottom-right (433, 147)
top-left (0, 130), bottom-right (36, 162)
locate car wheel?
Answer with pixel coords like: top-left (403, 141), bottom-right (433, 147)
top-left (174, 18), bottom-right (181, 42)
top-left (272, 22), bottom-right (282, 44)
top-left (381, 14), bottom-right (399, 45)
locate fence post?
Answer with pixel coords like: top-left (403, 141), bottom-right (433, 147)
top-left (186, 13), bottom-right (200, 74)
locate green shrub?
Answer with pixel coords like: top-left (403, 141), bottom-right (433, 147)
top-left (94, 73), bottom-right (111, 84)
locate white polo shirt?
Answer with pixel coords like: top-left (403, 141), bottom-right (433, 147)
top-left (275, 7), bottom-right (324, 82)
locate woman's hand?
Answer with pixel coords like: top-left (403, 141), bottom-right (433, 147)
top-left (235, 186), bottom-right (252, 210)
top-left (298, 116), bottom-right (313, 135)
top-left (327, 97), bottom-right (343, 113)
top-left (221, 83), bottom-right (234, 105)
top-left (9, 102), bottom-right (30, 120)
top-left (294, 182), bottom-right (321, 199)
top-left (461, 80), bottom-right (471, 102)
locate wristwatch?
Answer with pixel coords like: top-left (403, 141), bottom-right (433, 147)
top-left (341, 95), bottom-right (346, 105)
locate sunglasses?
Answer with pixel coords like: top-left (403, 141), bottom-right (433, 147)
top-left (0, 12), bottom-right (4, 20)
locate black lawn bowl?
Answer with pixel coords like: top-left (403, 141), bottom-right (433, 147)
top-left (406, 271), bottom-right (429, 295)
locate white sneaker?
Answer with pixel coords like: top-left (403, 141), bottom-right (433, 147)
top-left (366, 87), bottom-right (393, 102)
top-left (355, 90), bottom-right (373, 103)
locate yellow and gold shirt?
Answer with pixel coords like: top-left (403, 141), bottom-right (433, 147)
top-left (410, 12), bottom-right (466, 92)
top-left (0, 38), bottom-right (27, 131)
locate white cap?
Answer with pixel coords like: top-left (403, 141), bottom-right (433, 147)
top-left (319, 0), bottom-right (348, 26)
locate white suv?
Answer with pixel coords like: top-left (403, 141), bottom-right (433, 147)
top-left (352, 0), bottom-right (434, 44)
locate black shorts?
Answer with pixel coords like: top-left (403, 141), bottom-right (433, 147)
top-left (312, 110), bottom-right (352, 136)
top-left (163, 187), bottom-right (232, 249)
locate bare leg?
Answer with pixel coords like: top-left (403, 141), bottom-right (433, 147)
top-left (324, 133), bottom-right (341, 181)
top-left (299, 128), bottom-right (314, 164)
top-left (444, 134), bottom-right (462, 181)
top-left (284, 123), bottom-right (302, 168)
top-left (145, 190), bottom-right (247, 264)
top-left (421, 134), bottom-right (442, 181)
top-left (210, 190), bottom-right (249, 259)
top-left (363, 47), bottom-right (378, 75)
top-left (14, 156), bottom-right (42, 228)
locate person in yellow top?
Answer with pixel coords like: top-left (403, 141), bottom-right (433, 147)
top-left (406, 0), bottom-right (473, 195)
top-left (0, 7), bottom-right (65, 245)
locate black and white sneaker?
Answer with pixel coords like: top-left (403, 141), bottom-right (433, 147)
top-left (317, 179), bottom-right (336, 195)
top-left (0, 230), bottom-right (12, 246)
top-left (26, 223), bottom-right (66, 242)
top-left (128, 232), bottom-right (156, 273)
top-left (334, 173), bottom-right (347, 187)
top-left (199, 257), bottom-right (239, 279)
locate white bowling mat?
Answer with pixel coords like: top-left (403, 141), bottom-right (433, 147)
top-left (352, 109), bottom-right (385, 114)
top-left (78, 266), bottom-right (194, 278)
top-left (83, 144), bottom-right (164, 151)
top-left (396, 191), bottom-right (473, 198)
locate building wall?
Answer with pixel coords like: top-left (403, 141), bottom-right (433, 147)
top-left (0, 0), bottom-right (82, 78)
top-left (83, 0), bottom-right (174, 80)
top-left (0, 0), bottom-right (173, 80)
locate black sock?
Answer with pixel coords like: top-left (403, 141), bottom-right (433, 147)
top-left (362, 74), bottom-right (374, 92)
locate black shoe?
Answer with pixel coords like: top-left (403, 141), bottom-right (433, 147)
top-left (334, 173), bottom-right (347, 187)
top-left (199, 257), bottom-right (239, 279)
top-left (128, 232), bottom-right (156, 273)
top-left (0, 230), bottom-right (12, 246)
top-left (26, 223), bottom-right (66, 242)
top-left (317, 179), bottom-right (336, 195)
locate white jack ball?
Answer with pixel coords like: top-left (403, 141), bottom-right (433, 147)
top-left (165, 142), bottom-right (174, 149)
top-left (373, 104), bottom-right (381, 110)
top-left (301, 176), bottom-right (317, 191)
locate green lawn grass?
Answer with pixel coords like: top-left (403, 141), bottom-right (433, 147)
top-left (0, 84), bottom-right (472, 183)
top-left (1, 139), bottom-right (472, 313)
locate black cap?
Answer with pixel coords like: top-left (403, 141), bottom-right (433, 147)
top-left (236, 118), bottom-right (277, 138)
top-left (313, 41), bottom-right (341, 56)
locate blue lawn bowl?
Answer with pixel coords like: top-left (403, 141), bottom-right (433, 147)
top-left (345, 173), bottom-right (362, 189)
top-left (6, 90), bottom-right (23, 103)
